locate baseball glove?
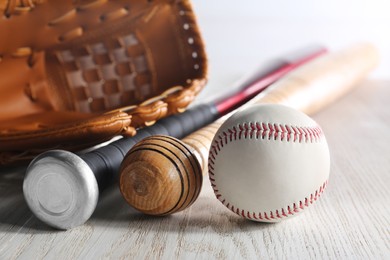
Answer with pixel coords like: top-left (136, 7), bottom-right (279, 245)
top-left (0, 0), bottom-right (207, 165)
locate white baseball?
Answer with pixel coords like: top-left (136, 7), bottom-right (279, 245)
top-left (208, 104), bottom-right (330, 222)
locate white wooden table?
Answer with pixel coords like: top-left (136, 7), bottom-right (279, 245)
top-left (0, 79), bottom-right (389, 259)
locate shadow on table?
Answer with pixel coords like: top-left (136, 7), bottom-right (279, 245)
top-left (0, 165), bottom-right (54, 234)
top-left (0, 166), bottom-right (275, 234)
top-left (92, 184), bottom-right (139, 221)
top-left (91, 185), bottom-right (274, 234)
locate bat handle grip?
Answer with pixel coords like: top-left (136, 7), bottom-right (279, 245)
top-left (80, 131), bottom-right (151, 191)
top-left (80, 104), bottom-right (218, 191)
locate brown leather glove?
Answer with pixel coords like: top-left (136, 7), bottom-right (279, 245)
top-left (0, 0), bottom-right (207, 165)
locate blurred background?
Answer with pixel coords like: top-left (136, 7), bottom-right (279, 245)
top-left (192, 0), bottom-right (390, 99)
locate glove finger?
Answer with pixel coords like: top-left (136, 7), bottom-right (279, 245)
top-left (0, 110), bottom-right (132, 152)
top-left (0, 0), bottom-right (172, 54)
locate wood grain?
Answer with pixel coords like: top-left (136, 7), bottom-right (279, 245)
top-left (0, 79), bottom-right (389, 259)
top-left (119, 135), bottom-right (202, 215)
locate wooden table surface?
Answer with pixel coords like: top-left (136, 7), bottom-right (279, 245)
top-left (0, 79), bottom-right (389, 259)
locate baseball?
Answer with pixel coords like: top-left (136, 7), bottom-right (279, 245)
top-left (208, 104), bottom-right (330, 222)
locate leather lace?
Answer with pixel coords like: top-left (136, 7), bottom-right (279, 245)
top-left (3, 0), bottom-right (45, 16)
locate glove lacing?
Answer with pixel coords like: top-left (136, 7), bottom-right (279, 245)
top-left (3, 0), bottom-right (45, 17)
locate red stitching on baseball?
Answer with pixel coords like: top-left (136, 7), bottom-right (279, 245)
top-left (209, 121), bottom-right (327, 221)
top-left (210, 122), bottom-right (323, 158)
top-left (212, 180), bottom-right (328, 221)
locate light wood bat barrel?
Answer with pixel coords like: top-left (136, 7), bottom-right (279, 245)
top-left (119, 43), bottom-right (379, 214)
top-left (183, 43), bottom-right (379, 171)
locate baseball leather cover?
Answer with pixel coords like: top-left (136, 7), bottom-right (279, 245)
top-left (208, 104), bottom-right (330, 222)
top-left (0, 0), bottom-right (207, 165)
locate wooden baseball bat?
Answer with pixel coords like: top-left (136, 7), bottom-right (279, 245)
top-left (119, 43), bottom-right (379, 215)
top-left (185, 42), bottom-right (379, 170)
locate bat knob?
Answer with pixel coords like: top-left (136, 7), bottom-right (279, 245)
top-left (119, 135), bottom-right (202, 216)
top-left (23, 150), bottom-right (99, 230)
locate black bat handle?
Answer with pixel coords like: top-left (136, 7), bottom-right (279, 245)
top-left (80, 103), bottom-right (218, 191)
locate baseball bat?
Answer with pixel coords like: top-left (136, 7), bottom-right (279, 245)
top-left (118, 43), bottom-right (379, 216)
top-left (23, 46), bottom-right (326, 229)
